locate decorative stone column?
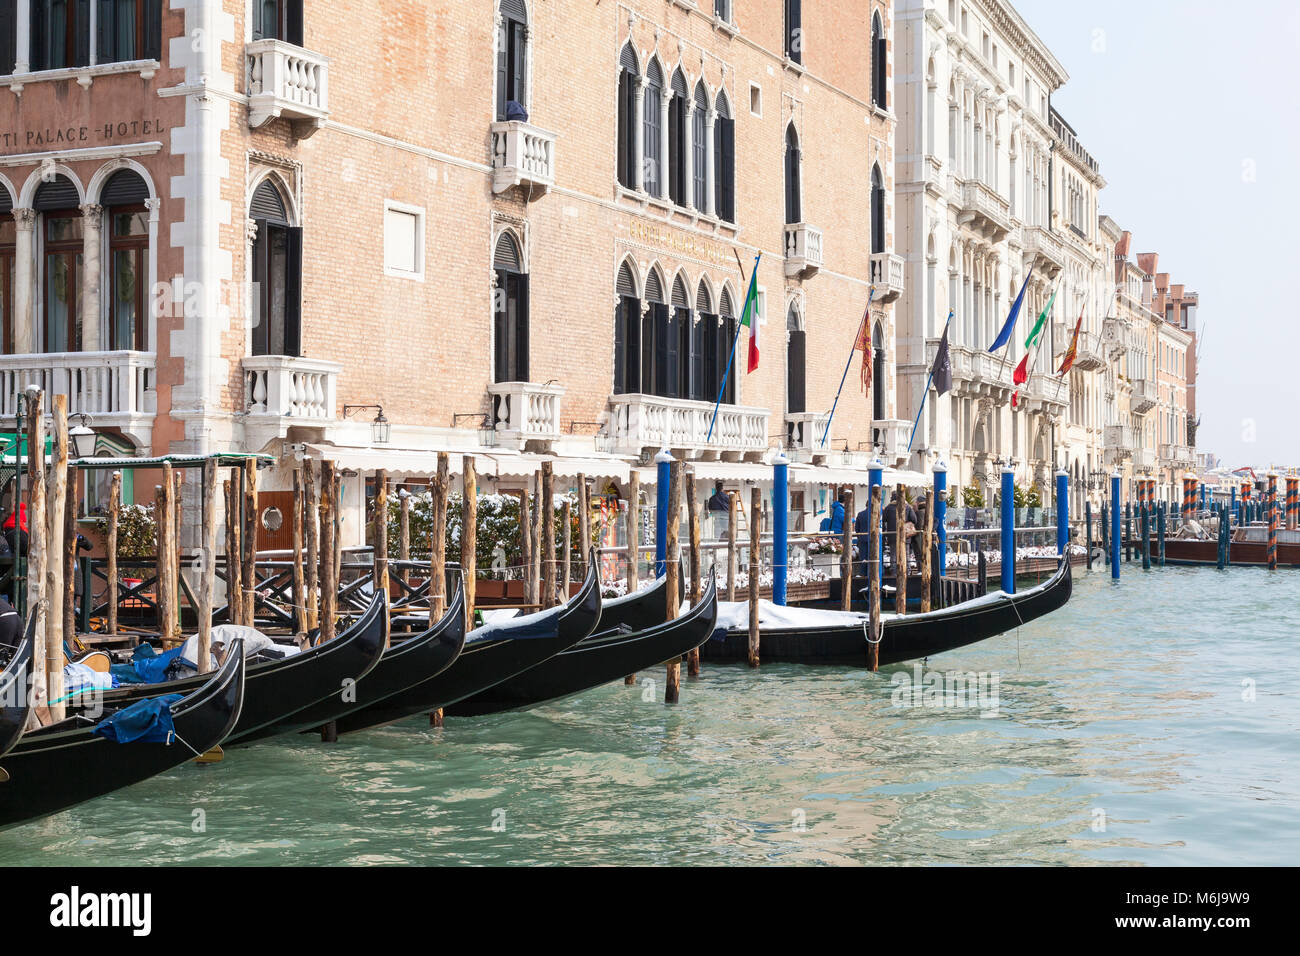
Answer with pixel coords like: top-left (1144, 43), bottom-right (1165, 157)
top-left (144, 197), bottom-right (160, 352)
top-left (704, 109), bottom-right (716, 217)
top-left (658, 86), bottom-right (670, 200)
top-left (80, 203), bottom-right (103, 352)
top-left (633, 76), bottom-right (646, 192)
top-left (13, 208), bottom-right (36, 354)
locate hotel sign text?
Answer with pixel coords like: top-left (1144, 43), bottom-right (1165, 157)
top-left (1, 117), bottom-right (168, 150)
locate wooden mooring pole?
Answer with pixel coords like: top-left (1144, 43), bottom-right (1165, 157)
top-left (623, 473), bottom-right (639, 686)
top-left (868, 484), bottom-right (882, 672)
top-left (840, 488), bottom-right (854, 611)
top-left (428, 452), bottom-right (449, 727)
top-left (726, 489), bottom-right (738, 603)
top-left (920, 493), bottom-right (933, 613)
top-left (106, 470), bottom-right (121, 636)
top-left (540, 460), bottom-right (555, 609)
top-left (375, 469), bottom-right (389, 647)
top-left (747, 486), bottom-right (760, 668)
top-left (198, 458), bottom-right (217, 673)
top-left (463, 456), bottom-right (477, 628)
top-left (242, 459), bottom-right (258, 626)
top-left (292, 467), bottom-right (307, 635)
top-left (664, 460), bottom-right (683, 701)
top-left (686, 466), bottom-right (701, 677)
top-left (154, 463), bottom-right (174, 645)
top-left (304, 462), bottom-right (319, 630)
top-left (895, 483), bottom-right (907, 615)
top-left (24, 389), bottom-right (49, 722)
top-left (45, 395), bottom-right (68, 715)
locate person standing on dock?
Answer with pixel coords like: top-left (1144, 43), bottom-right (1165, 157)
top-left (884, 491), bottom-right (923, 566)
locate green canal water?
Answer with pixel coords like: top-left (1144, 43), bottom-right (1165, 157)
top-left (2, 565), bottom-right (1297, 866)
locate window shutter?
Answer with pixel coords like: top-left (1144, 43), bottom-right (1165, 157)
top-left (510, 19), bottom-right (526, 110)
top-left (145, 0), bottom-right (162, 61)
top-left (95, 0), bottom-right (110, 62)
top-left (494, 232), bottom-right (522, 272)
top-left (250, 180), bottom-right (289, 222)
top-left (695, 283), bottom-right (711, 315)
top-left (500, 0), bottom-right (527, 21)
top-left (0, 184), bottom-right (11, 215)
top-left (516, 273), bottom-right (530, 381)
top-left (645, 269), bottom-right (663, 304)
top-left (284, 226), bottom-right (303, 357)
top-left (641, 308), bottom-right (655, 397)
top-left (74, 0), bottom-right (90, 67)
top-left (496, 20), bottom-right (509, 120)
top-left (0, 1), bottom-right (15, 75)
top-left (287, 0), bottom-right (304, 46)
top-left (667, 96), bottom-right (681, 205)
top-left (685, 310), bottom-right (701, 400)
top-left (616, 261), bottom-right (637, 298)
top-left (664, 307), bottom-right (680, 398)
top-left (787, 328), bottom-right (806, 414)
top-left (33, 176), bottom-right (79, 212)
top-left (613, 301), bottom-right (626, 394)
top-left (101, 169), bottom-right (150, 206)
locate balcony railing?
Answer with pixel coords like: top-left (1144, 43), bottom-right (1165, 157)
top-left (242, 355), bottom-right (341, 446)
top-left (924, 339), bottom-right (1012, 397)
top-left (1160, 443), bottom-right (1194, 467)
top-left (1023, 373), bottom-right (1068, 411)
top-left (1103, 424), bottom-right (1137, 458)
top-left (783, 223), bottom-right (823, 278)
top-left (1071, 330), bottom-right (1106, 371)
top-left (958, 181), bottom-right (1011, 240)
top-left (871, 419), bottom-right (912, 464)
top-left (1130, 378), bottom-right (1158, 414)
top-left (488, 381), bottom-right (563, 447)
top-left (0, 350), bottom-right (156, 449)
top-left (785, 411), bottom-right (833, 456)
top-left (607, 394), bottom-right (769, 458)
top-left (1023, 226), bottom-right (1065, 274)
top-left (490, 120), bottom-right (557, 195)
top-left (246, 39), bottom-right (330, 137)
top-left (1133, 447), bottom-right (1156, 470)
top-left (869, 252), bottom-right (905, 302)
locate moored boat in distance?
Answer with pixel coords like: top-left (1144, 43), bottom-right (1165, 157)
top-left (700, 557), bottom-right (1072, 668)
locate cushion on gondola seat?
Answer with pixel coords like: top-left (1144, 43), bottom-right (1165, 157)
top-left (92, 693), bottom-right (185, 744)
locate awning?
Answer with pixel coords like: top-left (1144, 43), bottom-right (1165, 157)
top-left (789, 464), bottom-right (932, 488)
top-left (632, 460), bottom-right (776, 485)
top-left (303, 444), bottom-right (630, 482)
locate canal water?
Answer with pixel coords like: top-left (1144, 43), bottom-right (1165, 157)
top-left (2, 565), bottom-right (1296, 866)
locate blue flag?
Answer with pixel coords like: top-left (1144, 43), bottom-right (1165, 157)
top-left (988, 266), bottom-right (1033, 353)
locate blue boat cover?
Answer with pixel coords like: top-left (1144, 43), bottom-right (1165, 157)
top-left (129, 643), bottom-right (187, 683)
top-left (92, 693), bottom-right (185, 744)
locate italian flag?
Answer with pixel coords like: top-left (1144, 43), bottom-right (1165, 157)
top-left (739, 265), bottom-right (761, 373)
top-left (1010, 286), bottom-right (1057, 408)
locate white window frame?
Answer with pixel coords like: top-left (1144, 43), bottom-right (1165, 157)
top-left (383, 200), bottom-right (425, 281)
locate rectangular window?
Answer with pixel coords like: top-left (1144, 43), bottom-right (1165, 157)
top-left (108, 207), bottom-right (148, 350)
top-left (31, 0), bottom-right (91, 71)
top-left (496, 13), bottom-right (526, 120)
top-left (44, 214), bottom-right (84, 353)
top-left (383, 203), bottom-right (423, 279)
top-left (784, 0), bottom-right (801, 64)
top-left (749, 82), bottom-right (761, 117)
top-left (1, 0), bottom-right (17, 74)
top-left (252, 0), bottom-right (302, 45)
top-left (96, 0), bottom-right (162, 64)
top-left (714, 0), bottom-right (731, 22)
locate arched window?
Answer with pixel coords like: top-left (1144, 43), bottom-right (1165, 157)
top-left (642, 268), bottom-right (668, 396)
top-left (694, 281), bottom-right (714, 401)
top-left (496, 0), bottom-right (529, 120)
top-left (784, 0), bottom-right (802, 64)
top-left (871, 12), bottom-right (886, 109)
top-left (719, 287), bottom-right (736, 403)
top-left (870, 163), bottom-right (885, 254)
top-left (1, 186), bottom-right (13, 354)
top-left (714, 91), bottom-right (734, 222)
top-left (643, 61), bottom-right (664, 197)
top-left (616, 44), bottom-right (639, 189)
top-left (668, 69), bottom-right (688, 207)
top-left (613, 259), bottom-right (640, 394)
top-left (34, 174), bottom-right (83, 353)
top-left (493, 232), bottom-right (529, 383)
top-left (102, 169), bottom-right (151, 351)
top-left (692, 83), bottom-right (709, 211)
top-left (871, 321), bottom-right (886, 422)
top-left (670, 274), bottom-right (691, 399)
top-left (249, 177), bottom-right (302, 357)
top-left (786, 304), bottom-right (805, 415)
top-left (784, 124), bottom-right (801, 225)
top-left (252, 0), bottom-right (302, 44)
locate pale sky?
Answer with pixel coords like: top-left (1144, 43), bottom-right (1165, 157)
top-left (1016, 0), bottom-right (1297, 468)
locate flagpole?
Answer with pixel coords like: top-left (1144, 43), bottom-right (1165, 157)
top-left (819, 288), bottom-right (874, 448)
top-left (707, 251), bottom-right (759, 444)
top-left (907, 310), bottom-right (953, 454)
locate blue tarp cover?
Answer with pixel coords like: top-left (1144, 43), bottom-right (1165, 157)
top-left (92, 693), bottom-right (184, 744)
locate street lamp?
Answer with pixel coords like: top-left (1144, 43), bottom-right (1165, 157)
top-left (344, 404), bottom-right (390, 444)
top-left (69, 413), bottom-right (96, 459)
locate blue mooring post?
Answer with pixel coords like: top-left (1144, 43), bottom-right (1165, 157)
top-left (1085, 500), bottom-right (1094, 569)
top-left (1110, 473), bottom-right (1121, 579)
top-left (1230, 486), bottom-right (1237, 525)
top-left (934, 462), bottom-right (948, 578)
top-left (1158, 503), bottom-right (1166, 566)
top-left (1141, 504), bottom-right (1151, 571)
top-left (1101, 502), bottom-right (1109, 566)
top-left (772, 452), bottom-right (789, 606)
top-left (1000, 467), bottom-right (1015, 594)
top-left (1055, 468), bottom-right (1069, 558)
top-left (654, 449), bottom-right (672, 577)
top-left (868, 459), bottom-right (884, 571)
top-left (1200, 481), bottom-right (1207, 513)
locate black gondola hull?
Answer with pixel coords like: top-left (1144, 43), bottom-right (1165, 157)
top-left (700, 558), bottom-right (1071, 667)
top-left (449, 577), bottom-right (717, 716)
top-left (334, 554), bottom-right (602, 734)
top-left (0, 621), bottom-right (35, 758)
top-left (0, 647), bottom-right (245, 831)
top-left (69, 594), bottom-right (387, 744)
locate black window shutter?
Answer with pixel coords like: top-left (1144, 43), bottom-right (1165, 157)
top-left (617, 72), bottom-right (632, 188)
top-left (685, 311), bottom-right (700, 400)
top-left (251, 220), bottom-right (269, 355)
top-left (494, 269), bottom-right (508, 383)
top-left (74, 0), bottom-right (91, 67)
top-left (509, 19), bottom-right (526, 111)
top-left (692, 107), bottom-right (707, 209)
top-left (145, 0), bottom-right (162, 61)
top-left (626, 298), bottom-right (641, 392)
top-left (516, 272), bottom-right (530, 381)
top-left (724, 317), bottom-right (737, 403)
top-left (284, 226), bottom-right (303, 357)
top-left (496, 20), bottom-right (509, 120)
top-left (613, 301), bottom-right (626, 394)
top-left (717, 118), bottom-right (735, 222)
top-left (641, 308), bottom-right (655, 397)
top-left (786, 0), bottom-right (802, 63)
top-left (0, 1), bottom-right (14, 76)
top-left (95, 0), bottom-right (110, 62)
top-left (785, 138), bottom-right (801, 224)
top-left (667, 97), bottom-right (681, 205)
top-left (787, 329), bottom-right (806, 414)
top-left (287, 0), bottom-right (304, 46)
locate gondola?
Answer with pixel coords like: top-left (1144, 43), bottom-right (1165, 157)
top-left (1130, 527), bottom-right (1300, 568)
top-left (0, 645), bottom-right (245, 831)
top-left (448, 576), bottom-right (718, 717)
top-left (700, 556), bottom-right (1071, 667)
top-left (67, 593), bottom-right (387, 744)
top-left (239, 577), bottom-right (468, 743)
top-left (0, 619), bottom-right (35, 758)
top-left (332, 552), bottom-right (602, 735)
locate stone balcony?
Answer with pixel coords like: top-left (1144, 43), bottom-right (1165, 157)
top-left (1071, 330), bottom-right (1106, 371)
top-left (0, 351), bottom-right (156, 450)
top-left (1160, 443), bottom-right (1195, 468)
top-left (1133, 447), bottom-right (1156, 470)
top-left (490, 120), bottom-right (557, 195)
top-left (783, 223), bottom-right (824, 278)
top-left (924, 338), bottom-right (1013, 399)
top-left (871, 419), bottom-right (913, 465)
top-left (242, 355), bottom-right (341, 448)
top-left (246, 39), bottom-right (330, 137)
top-left (1130, 377), bottom-right (1158, 414)
top-left (607, 394), bottom-right (769, 460)
top-left (868, 252), bottom-right (905, 303)
top-left (1101, 315), bottom-right (1127, 359)
top-left (488, 381), bottom-right (563, 448)
top-left (1103, 424), bottom-right (1137, 459)
top-left (1022, 373), bottom-right (1069, 413)
top-left (958, 180), bottom-right (1011, 242)
top-left (1023, 225), bottom-right (1065, 276)
top-left (785, 411), bottom-right (833, 458)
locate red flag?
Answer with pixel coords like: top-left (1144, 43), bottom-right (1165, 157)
top-left (855, 306), bottom-right (872, 395)
top-left (1057, 311), bottom-right (1084, 377)
top-left (1012, 352), bottom-right (1031, 386)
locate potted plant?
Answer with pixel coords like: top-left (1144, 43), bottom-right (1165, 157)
top-left (1026, 484), bottom-right (1043, 525)
top-left (808, 536), bottom-right (843, 576)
